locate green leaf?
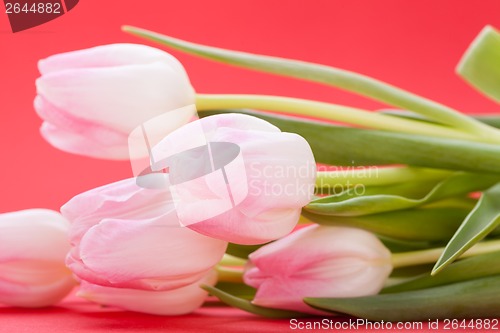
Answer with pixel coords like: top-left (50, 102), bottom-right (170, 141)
top-left (457, 25), bottom-right (500, 103)
top-left (123, 25), bottom-right (488, 134)
top-left (317, 177), bottom-right (442, 196)
top-left (305, 275), bottom-right (500, 321)
top-left (378, 237), bottom-right (435, 253)
top-left (303, 205), bottom-right (471, 241)
top-left (381, 110), bottom-right (500, 129)
top-left (315, 166), bottom-right (451, 193)
top-left (474, 115), bottom-right (500, 128)
top-left (226, 243), bottom-right (264, 259)
top-left (201, 285), bottom-right (307, 318)
top-left (384, 250), bottom-right (500, 293)
top-left (305, 172), bottom-right (498, 217)
top-left (389, 264), bottom-right (434, 278)
top-left (199, 109), bottom-right (500, 174)
top-left (433, 183), bottom-right (500, 274)
top-left (214, 282), bottom-right (256, 300)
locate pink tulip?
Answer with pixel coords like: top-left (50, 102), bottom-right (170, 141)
top-left (62, 178), bottom-right (227, 293)
top-left (0, 209), bottom-right (76, 308)
top-left (150, 113), bottom-right (316, 245)
top-left (244, 225), bottom-right (392, 314)
top-left (35, 43), bottom-right (196, 160)
top-left (77, 271), bottom-right (216, 315)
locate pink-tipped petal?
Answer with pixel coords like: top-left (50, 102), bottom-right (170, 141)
top-left (62, 177), bottom-right (227, 291)
top-left (61, 178), bottom-right (172, 243)
top-left (0, 209), bottom-right (70, 262)
top-left (244, 225), bottom-right (392, 314)
top-left (36, 62), bottom-right (194, 133)
top-left (38, 43), bottom-right (189, 78)
top-left (153, 113), bottom-right (316, 244)
top-left (78, 271), bottom-right (216, 315)
top-left (77, 216), bottom-right (226, 290)
top-left (35, 44), bottom-right (195, 160)
top-left (40, 122), bottom-right (130, 160)
top-left (0, 209), bottom-right (76, 308)
top-left (0, 271), bottom-right (75, 308)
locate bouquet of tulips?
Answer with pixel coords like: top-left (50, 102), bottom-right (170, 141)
top-left (2, 24), bottom-right (500, 321)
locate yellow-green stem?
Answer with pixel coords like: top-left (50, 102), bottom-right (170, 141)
top-left (220, 254), bottom-right (247, 267)
top-left (123, 25), bottom-right (499, 138)
top-left (195, 94), bottom-right (493, 142)
top-left (391, 238), bottom-right (500, 270)
top-left (216, 266), bottom-right (244, 283)
top-left (316, 167), bottom-right (452, 189)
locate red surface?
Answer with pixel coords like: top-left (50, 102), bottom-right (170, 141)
top-left (0, 295), bottom-right (298, 333)
top-left (1, 0), bottom-right (500, 332)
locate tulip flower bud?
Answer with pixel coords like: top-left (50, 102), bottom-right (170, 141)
top-left (77, 271), bottom-right (216, 315)
top-left (35, 43), bottom-right (196, 160)
top-left (62, 178), bottom-right (227, 294)
top-left (150, 113), bottom-right (316, 245)
top-left (244, 225), bottom-right (392, 314)
top-left (0, 209), bottom-right (76, 308)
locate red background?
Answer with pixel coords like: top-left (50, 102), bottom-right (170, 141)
top-left (1, 1), bottom-right (499, 332)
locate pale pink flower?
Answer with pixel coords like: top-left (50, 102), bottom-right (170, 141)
top-left (77, 271), bottom-right (216, 315)
top-left (0, 209), bottom-right (76, 308)
top-left (151, 113), bottom-right (316, 245)
top-left (35, 43), bottom-right (196, 159)
top-left (62, 178), bottom-right (227, 293)
top-left (244, 225), bottom-right (392, 314)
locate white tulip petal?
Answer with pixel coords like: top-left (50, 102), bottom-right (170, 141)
top-left (78, 271), bottom-right (216, 315)
top-left (244, 225), bottom-right (392, 314)
top-left (38, 43), bottom-right (189, 79)
top-left (0, 209), bottom-right (70, 262)
top-left (77, 216), bottom-right (226, 290)
top-left (36, 62), bottom-right (195, 133)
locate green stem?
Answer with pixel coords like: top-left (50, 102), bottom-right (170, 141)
top-left (123, 25), bottom-right (498, 138)
top-left (316, 167), bottom-right (452, 189)
top-left (195, 94), bottom-right (485, 142)
top-left (391, 238), bottom-right (500, 269)
top-left (220, 254), bottom-right (247, 267)
top-left (216, 266), bottom-right (244, 283)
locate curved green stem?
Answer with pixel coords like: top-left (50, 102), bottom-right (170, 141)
top-left (216, 266), bottom-right (244, 283)
top-left (316, 167), bottom-right (452, 189)
top-left (123, 25), bottom-right (498, 138)
top-left (195, 94), bottom-right (490, 142)
top-left (391, 238), bottom-right (500, 270)
top-left (220, 254), bottom-right (247, 267)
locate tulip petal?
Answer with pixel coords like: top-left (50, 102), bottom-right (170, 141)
top-left (0, 209), bottom-right (70, 263)
top-left (152, 113), bottom-right (280, 160)
top-left (0, 273), bottom-right (75, 308)
top-left (244, 225), bottom-right (392, 314)
top-left (62, 178), bottom-right (227, 291)
top-left (152, 114), bottom-right (316, 245)
top-left (214, 128), bottom-right (316, 215)
top-left (61, 178), bottom-right (173, 244)
top-left (74, 215), bottom-right (226, 290)
top-left (40, 123), bottom-right (129, 160)
top-left (36, 62), bottom-right (195, 133)
top-left (0, 209), bottom-right (76, 308)
top-left (36, 44), bottom-right (195, 160)
top-left (38, 43), bottom-right (189, 79)
top-left (189, 208), bottom-right (300, 245)
top-left (77, 271), bottom-right (216, 315)
top-left (35, 95), bottom-right (130, 159)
